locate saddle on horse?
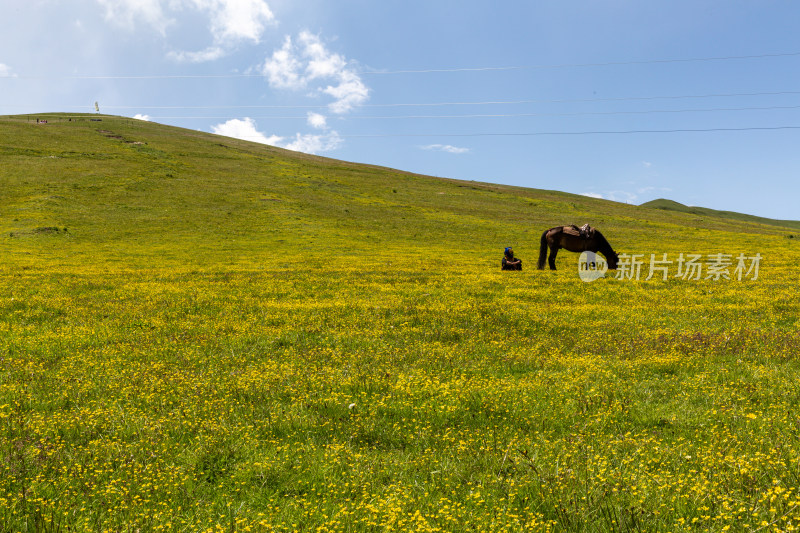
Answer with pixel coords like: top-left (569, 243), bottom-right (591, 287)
top-left (564, 224), bottom-right (594, 239)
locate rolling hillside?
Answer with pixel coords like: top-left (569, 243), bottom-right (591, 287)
top-left (2, 113), bottom-right (796, 273)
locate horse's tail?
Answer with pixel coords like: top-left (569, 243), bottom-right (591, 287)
top-left (537, 229), bottom-right (549, 269)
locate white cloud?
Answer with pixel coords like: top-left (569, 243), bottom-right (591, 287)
top-left (283, 131), bottom-right (343, 154)
top-left (207, 0), bottom-right (274, 44)
top-left (582, 189), bottom-right (635, 203)
top-left (307, 112), bottom-right (327, 130)
top-left (637, 186), bottom-right (672, 194)
top-left (260, 31), bottom-right (369, 114)
top-left (211, 117), bottom-right (341, 155)
top-left (0, 63), bottom-right (15, 77)
top-left (211, 117), bottom-right (283, 145)
top-left (96, 0), bottom-right (274, 61)
top-left (133, 114), bottom-right (151, 121)
top-left (254, 32), bottom-right (367, 153)
top-left (167, 47), bottom-right (226, 63)
top-left (324, 70), bottom-right (369, 114)
top-left (421, 144), bottom-right (470, 154)
top-left (642, 161), bottom-right (652, 168)
top-left (261, 36), bottom-right (305, 89)
top-left (584, 186), bottom-right (671, 203)
top-left (605, 190), bottom-right (639, 203)
top-left (96, 0), bottom-right (170, 34)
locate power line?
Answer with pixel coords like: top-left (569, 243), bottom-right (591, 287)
top-left (216, 125), bottom-right (800, 141)
top-left (5, 51), bottom-right (800, 80)
top-left (362, 51), bottom-right (800, 74)
top-left (137, 103), bottom-right (800, 121)
top-left (16, 90), bottom-right (800, 111)
top-left (373, 90), bottom-right (800, 108)
top-left (2, 74), bottom-right (265, 80)
top-left (339, 126), bottom-right (800, 137)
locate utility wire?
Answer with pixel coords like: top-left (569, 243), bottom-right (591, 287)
top-left (5, 51), bottom-right (800, 80)
top-left (343, 126), bottom-right (800, 137)
top-left (138, 103), bottom-right (800, 120)
top-left (362, 51), bottom-right (800, 74)
top-left (17, 90), bottom-right (800, 111)
top-left (368, 90), bottom-right (800, 107)
top-left (219, 126), bottom-right (800, 140)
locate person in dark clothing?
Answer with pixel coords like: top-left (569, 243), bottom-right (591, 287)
top-left (502, 247), bottom-right (522, 270)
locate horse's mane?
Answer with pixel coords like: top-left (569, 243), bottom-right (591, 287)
top-left (592, 229), bottom-right (617, 259)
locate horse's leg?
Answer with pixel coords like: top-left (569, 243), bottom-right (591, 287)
top-left (548, 246), bottom-right (558, 270)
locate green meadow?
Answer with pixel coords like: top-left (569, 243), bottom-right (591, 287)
top-left (2, 114), bottom-right (800, 532)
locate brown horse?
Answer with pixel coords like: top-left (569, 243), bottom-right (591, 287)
top-left (537, 225), bottom-right (619, 270)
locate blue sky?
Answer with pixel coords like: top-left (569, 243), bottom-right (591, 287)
top-left (2, 1), bottom-right (800, 220)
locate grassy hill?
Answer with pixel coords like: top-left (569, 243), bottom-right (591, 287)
top-left (2, 113), bottom-right (796, 272)
top-left (641, 198), bottom-right (800, 231)
top-left (2, 113), bottom-right (800, 532)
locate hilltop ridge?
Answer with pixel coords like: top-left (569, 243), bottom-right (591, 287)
top-left (641, 198), bottom-right (800, 231)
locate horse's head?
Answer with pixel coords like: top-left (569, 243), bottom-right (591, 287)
top-left (606, 251), bottom-right (619, 270)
